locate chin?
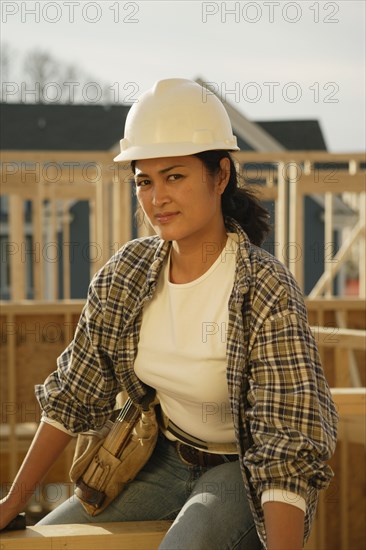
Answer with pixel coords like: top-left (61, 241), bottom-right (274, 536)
top-left (155, 230), bottom-right (178, 241)
top-left (153, 227), bottom-right (186, 242)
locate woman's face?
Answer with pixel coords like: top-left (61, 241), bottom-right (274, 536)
top-left (134, 155), bottom-right (229, 245)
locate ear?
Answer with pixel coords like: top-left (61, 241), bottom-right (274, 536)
top-left (216, 157), bottom-right (230, 195)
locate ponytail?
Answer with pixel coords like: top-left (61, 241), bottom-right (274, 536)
top-left (194, 150), bottom-right (271, 247)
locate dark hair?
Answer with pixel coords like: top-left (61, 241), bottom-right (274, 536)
top-left (194, 150), bottom-right (271, 246)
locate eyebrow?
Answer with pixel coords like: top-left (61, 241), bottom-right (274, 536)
top-left (134, 165), bottom-right (186, 178)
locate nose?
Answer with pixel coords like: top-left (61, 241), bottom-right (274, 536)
top-left (151, 181), bottom-right (170, 207)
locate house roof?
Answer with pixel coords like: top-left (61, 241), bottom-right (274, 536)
top-left (256, 120), bottom-right (327, 151)
top-left (0, 102), bottom-right (327, 152)
top-left (0, 103), bottom-right (128, 151)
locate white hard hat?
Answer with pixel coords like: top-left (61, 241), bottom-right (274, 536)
top-left (113, 78), bottom-right (239, 162)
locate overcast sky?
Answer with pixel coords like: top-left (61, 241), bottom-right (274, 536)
top-left (2, 0), bottom-right (365, 152)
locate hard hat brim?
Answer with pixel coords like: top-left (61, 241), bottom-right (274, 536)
top-left (113, 141), bottom-right (240, 163)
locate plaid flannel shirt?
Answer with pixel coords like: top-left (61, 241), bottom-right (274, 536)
top-left (36, 217), bottom-right (338, 548)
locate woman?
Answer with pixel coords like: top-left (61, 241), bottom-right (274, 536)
top-left (0, 79), bottom-right (338, 549)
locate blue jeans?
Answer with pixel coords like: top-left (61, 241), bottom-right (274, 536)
top-left (38, 433), bottom-right (261, 549)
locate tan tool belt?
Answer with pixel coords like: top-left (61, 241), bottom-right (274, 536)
top-left (69, 392), bottom-right (158, 516)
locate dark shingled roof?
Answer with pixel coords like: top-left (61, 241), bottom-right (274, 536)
top-left (0, 103), bottom-right (327, 152)
top-left (0, 103), bottom-right (129, 151)
top-left (256, 120), bottom-right (327, 151)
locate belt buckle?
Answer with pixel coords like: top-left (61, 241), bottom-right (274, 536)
top-left (175, 441), bottom-right (198, 465)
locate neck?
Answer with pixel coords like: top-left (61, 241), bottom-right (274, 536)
top-left (169, 224), bottom-right (228, 284)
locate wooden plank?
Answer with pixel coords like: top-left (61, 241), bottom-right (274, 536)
top-left (289, 163), bottom-right (304, 290)
top-left (8, 195), bottom-right (26, 300)
top-left (324, 193), bottom-right (334, 297)
top-left (62, 203), bottom-right (71, 300)
top-left (296, 174), bottom-right (366, 195)
top-left (234, 151), bottom-right (366, 163)
top-left (305, 298), bottom-right (366, 312)
top-left (50, 190), bottom-right (58, 300)
top-left (311, 327), bottom-right (366, 350)
top-left (1, 173), bottom-right (102, 186)
top-left (339, 422), bottom-right (349, 550)
top-left (31, 184), bottom-right (44, 300)
top-left (335, 417), bottom-right (365, 445)
top-left (0, 301), bottom-right (85, 314)
top-left (6, 313), bottom-right (17, 481)
top-left (309, 220), bottom-right (365, 298)
top-left (317, 490), bottom-right (326, 550)
top-left (359, 193), bottom-right (366, 297)
top-left (335, 347), bottom-right (352, 386)
top-left (111, 161), bottom-right (135, 244)
top-left (0, 521), bottom-right (172, 550)
top-left (1, 151), bottom-right (113, 163)
top-left (1, 299), bottom-right (356, 315)
top-left (95, 173), bottom-right (109, 267)
top-left (331, 388), bottom-right (366, 416)
top-left (335, 311), bottom-right (363, 387)
top-left (89, 199), bottom-right (97, 279)
top-left (1, 183), bottom-right (97, 200)
top-left (2, 149), bottom-right (365, 164)
top-left (275, 162), bottom-right (288, 267)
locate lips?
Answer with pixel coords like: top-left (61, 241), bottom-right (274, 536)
top-left (155, 212), bottom-right (179, 223)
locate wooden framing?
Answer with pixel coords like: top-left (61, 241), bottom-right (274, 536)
top-left (1, 150), bottom-right (125, 300)
top-left (0, 300), bottom-right (364, 549)
top-left (1, 150), bottom-right (365, 299)
top-left (232, 151), bottom-right (366, 296)
top-left (1, 148), bottom-right (365, 546)
top-left (0, 521), bottom-right (172, 550)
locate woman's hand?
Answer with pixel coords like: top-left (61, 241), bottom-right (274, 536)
top-left (0, 423), bottom-right (73, 531)
top-left (0, 497), bottom-right (23, 531)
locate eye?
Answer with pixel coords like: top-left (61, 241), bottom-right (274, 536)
top-left (135, 179), bottom-right (151, 187)
top-left (167, 174), bottom-right (183, 181)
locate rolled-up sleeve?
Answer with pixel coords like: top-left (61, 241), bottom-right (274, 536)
top-left (35, 281), bottom-right (120, 433)
top-left (244, 305), bottom-right (339, 502)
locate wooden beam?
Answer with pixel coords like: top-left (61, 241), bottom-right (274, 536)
top-left (275, 161), bottom-right (288, 267)
top-left (334, 347), bottom-right (352, 386)
top-left (359, 193), bottom-right (366, 297)
top-left (0, 301), bottom-right (85, 315)
top-left (289, 162), bottom-right (304, 290)
top-left (0, 521), bottom-right (172, 550)
top-left (50, 189), bottom-right (58, 300)
top-left (339, 421), bottom-right (349, 550)
top-left (296, 174), bottom-right (366, 195)
top-left (305, 298), bottom-right (365, 311)
top-left (234, 151), bottom-right (366, 163)
top-left (32, 184), bottom-right (44, 300)
top-left (5, 312), bottom-right (17, 481)
top-left (331, 388), bottom-right (366, 416)
top-left (9, 195), bottom-right (26, 300)
top-left (324, 193), bottom-right (334, 297)
top-left (2, 149), bottom-right (365, 163)
top-left (311, 327), bottom-right (366, 350)
top-left (309, 220), bottom-right (365, 297)
top-left (1, 182), bottom-right (97, 200)
top-left (1, 150), bottom-right (113, 163)
top-left (62, 202), bottom-right (71, 300)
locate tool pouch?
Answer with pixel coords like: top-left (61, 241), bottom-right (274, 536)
top-left (69, 395), bottom-right (158, 516)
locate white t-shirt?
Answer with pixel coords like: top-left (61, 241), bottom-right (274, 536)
top-left (134, 235), bottom-right (238, 444)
